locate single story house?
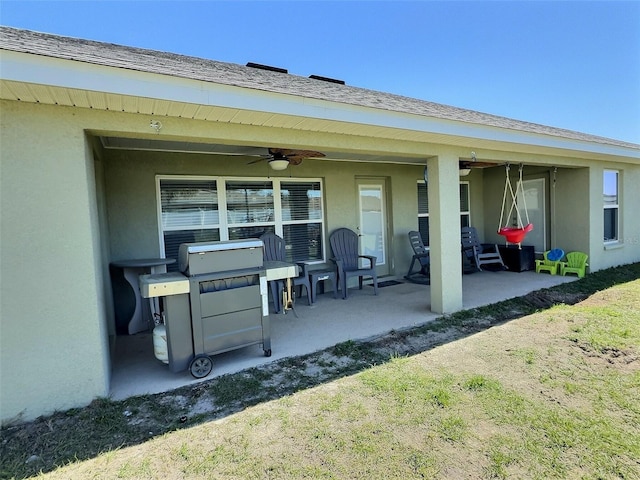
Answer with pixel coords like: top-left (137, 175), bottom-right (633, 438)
top-left (1, 26), bottom-right (639, 425)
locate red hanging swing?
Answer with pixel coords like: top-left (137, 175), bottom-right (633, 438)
top-left (498, 163), bottom-right (533, 246)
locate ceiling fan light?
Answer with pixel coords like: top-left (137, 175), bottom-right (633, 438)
top-left (269, 159), bottom-right (289, 170)
top-left (459, 168), bottom-right (471, 176)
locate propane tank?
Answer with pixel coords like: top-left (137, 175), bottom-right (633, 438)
top-left (153, 324), bottom-right (169, 364)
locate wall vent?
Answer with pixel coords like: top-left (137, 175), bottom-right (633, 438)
top-left (309, 75), bottom-right (345, 85)
top-left (246, 62), bottom-right (288, 74)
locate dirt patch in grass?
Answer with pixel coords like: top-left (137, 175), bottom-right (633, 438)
top-left (2, 264), bottom-right (639, 479)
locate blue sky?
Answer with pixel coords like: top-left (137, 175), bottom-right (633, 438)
top-left (2, 1), bottom-right (639, 144)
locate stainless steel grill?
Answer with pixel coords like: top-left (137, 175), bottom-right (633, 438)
top-left (140, 239), bottom-right (271, 378)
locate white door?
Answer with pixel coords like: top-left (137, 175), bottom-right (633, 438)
top-left (357, 180), bottom-right (390, 276)
top-left (517, 178), bottom-right (546, 253)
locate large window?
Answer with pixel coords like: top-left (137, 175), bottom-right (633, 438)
top-left (417, 181), bottom-right (470, 246)
top-left (158, 177), bottom-right (324, 268)
top-left (603, 170), bottom-right (619, 242)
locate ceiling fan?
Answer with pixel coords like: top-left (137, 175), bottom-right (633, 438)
top-left (459, 151), bottom-right (499, 176)
top-left (248, 148), bottom-right (326, 170)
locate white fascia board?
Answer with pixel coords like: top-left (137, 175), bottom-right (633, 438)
top-left (2, 49), bottom-right (638, 161)
top-left (431, 121), bottom-right (640, 160)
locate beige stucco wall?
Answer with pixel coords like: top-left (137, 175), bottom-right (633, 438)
top-left (554, 167), bottom-right (591, 254)
top-left (482, 167), bottom-right (507, 245)
top-left (0, 101), bottom-right (110, 425)
top-left (587, 163), bottom-right (640, 271)
top-left (91, 137), bottom-right (116, 342)
top-left (466, 169), bottom-right (485, 238)
top-left (101, 149), bottom-right (425, 268)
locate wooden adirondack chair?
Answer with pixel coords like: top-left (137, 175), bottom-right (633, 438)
top-left (405, 230), bottom-right (430, 284)
top-left (329, 228), bottom-right (378, 299)
top-left (461, 226), bottom-right (506, 272)
top-left (561, 251), bottom-right (588, 278)
top-left (260, 232), bottom-right (312, 312)
top-left (535, 249), bottom-right (564, 275)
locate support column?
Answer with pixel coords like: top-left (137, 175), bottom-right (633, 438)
top-left (427, 154), bottom-right (463, 313)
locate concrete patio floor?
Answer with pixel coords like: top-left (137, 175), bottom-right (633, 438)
top-left (110, 270), bottom-right (576, 400)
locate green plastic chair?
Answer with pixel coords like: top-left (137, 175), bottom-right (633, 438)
top-left (561, 251), bottom-right (588, 278)
top-left (535, 249), bottom-right (564, 275)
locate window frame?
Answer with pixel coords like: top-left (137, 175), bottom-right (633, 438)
top-left (156, 175), bottom-right (326, 263)
top-left (603, 170), bottom-right (619, 244)
top-left (417, 180), bottom-right (430, 246)
top-left (459, 181), bottom-right (471, 228)
top-left (224, 179), bottom-right (277, 240)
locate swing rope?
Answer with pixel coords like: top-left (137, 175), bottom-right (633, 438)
top-left (498, 163), bottom-right (512, 230)
top-left (551, 167), bottom-right (557, 249)
top-left (498, 163), bottom-right (533, 246)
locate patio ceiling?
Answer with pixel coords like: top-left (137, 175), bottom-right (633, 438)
top-left (98, 135), bottom-right (425, 165)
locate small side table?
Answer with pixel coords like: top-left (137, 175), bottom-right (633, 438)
top-left (309, 269), bottom-right (338, 304)
top-left (498, 245), bottom-right (535, 272)
top-left (110, 258), bottom-right (176, 334)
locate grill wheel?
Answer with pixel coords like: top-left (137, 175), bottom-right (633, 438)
top-left (189, 354), bottom-right (213, 378)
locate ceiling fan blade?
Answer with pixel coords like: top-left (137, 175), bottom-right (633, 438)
top-left (269, 148), bottom-right (325, 159)
top-left (292, 150), bottom-right (325, 159)
top-left (267, 148), bottom-right (286, 158)
top-left (247, 157), bottom-right (268, 165)
top-left (459, 160), bottom-right (499, 169)
top-left (249, 147), bottom-right (326, 168)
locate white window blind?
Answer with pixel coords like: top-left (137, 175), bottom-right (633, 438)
top-left (160, 179), bottom-right (220, 270)
top-left (281, 182), bottom-right (323, 262)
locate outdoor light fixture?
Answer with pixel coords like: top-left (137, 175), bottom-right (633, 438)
top-left (268, 159), bottom-right (289, 170)
top-left (149, 120), bottom-right (162, 133)
top-left (459, 150), bottom-right (475, 176)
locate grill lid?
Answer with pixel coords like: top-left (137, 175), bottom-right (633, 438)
top-left (178, 239), bottom-right (264, 275)
top-left (180, 239), bottom-right (263, 254)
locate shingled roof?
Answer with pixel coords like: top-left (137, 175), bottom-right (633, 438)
top-left (1, 26), bottom-right (638, 150)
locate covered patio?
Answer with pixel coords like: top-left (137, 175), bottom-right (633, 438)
top-left (110, 270), bottom-right (576, 400)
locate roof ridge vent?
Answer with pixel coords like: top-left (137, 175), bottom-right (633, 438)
top-left (246, 62), bottom-right (288, 74)
top-left (309, 75), bottom-right (345, 85)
